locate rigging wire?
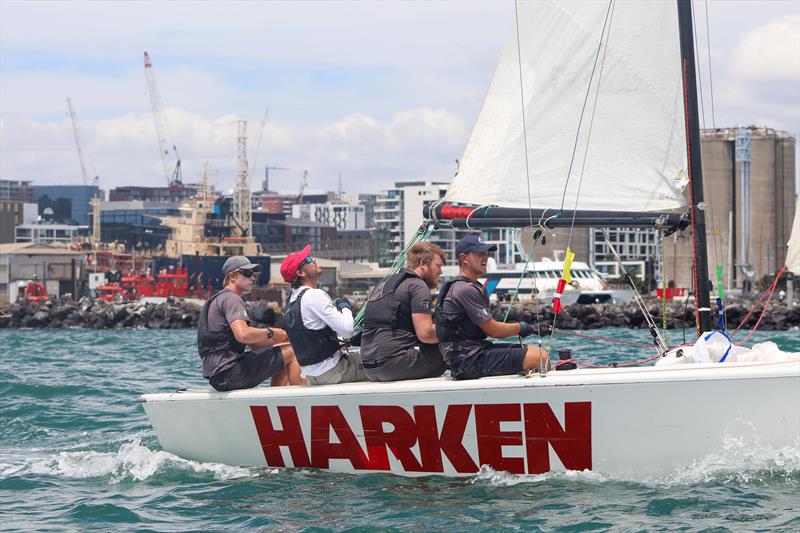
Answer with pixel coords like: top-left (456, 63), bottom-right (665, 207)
top-left (691, 0), bottom-right (725, 327)
top-left (352, 221), bottom-right (436, 328)
top-left (548, 0), bottom-right (616, 349)
top-left (691, 0), bottom-right (707, 129)
top-left (513, 0), bottom-right (544, 353)
top-left (602, 229), bottom-right (669, 355)
top-left (704, 0), bottom-right (716, 129)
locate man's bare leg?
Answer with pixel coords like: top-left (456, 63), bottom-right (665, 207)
top-left (270, 368), bottom-right (290, 387)
top-left (280, 345), bottom-right (308, 385)
top-left (522, 345), bottom-right (550, 371)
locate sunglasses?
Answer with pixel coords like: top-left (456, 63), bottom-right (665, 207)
top-left (237, 269), bottom-right (256, 278)
top-left (303, 256), bottom-right (315, 265)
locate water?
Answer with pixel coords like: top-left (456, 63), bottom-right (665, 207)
top-left (1, 327), bottom-right (798, 532)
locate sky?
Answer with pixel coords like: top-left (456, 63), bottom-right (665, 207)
top-left (1, 0), bottom-right (798, 197)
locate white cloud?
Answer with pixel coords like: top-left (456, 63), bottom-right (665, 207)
top-left (0, 106), bottom-right (468, 193)
top-left (1, 0), bottom-right (798, 194)
top-left (731, 14), bottom-right (800, 81)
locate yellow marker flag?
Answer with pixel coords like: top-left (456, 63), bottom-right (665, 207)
top-left (563, 246), bottom-right (575, 283)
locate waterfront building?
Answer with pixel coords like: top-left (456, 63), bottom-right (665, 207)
top-left (98, 201), bottom-right (179, 250)
top-left (374, 181), bottom-right (524, 266)
top-left (109, 185), bottom-right (199, 204)
top-left (291, 202), bottom-right (366, 231)
top-left (0, 180), bottom-right (37, 202)
top-left (257, 190), bottom-right (333, 215)
top-left (0, 242), bottom-right (87, 304)
top-left (15, 223), bottom-right (88, 244)
top-left (0, 201), bottom-right (38, 244)
top-left (33, 184), bottom-right (102, 225)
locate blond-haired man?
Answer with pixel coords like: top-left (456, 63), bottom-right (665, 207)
top-left (197, 256), bottom-right (306, 391)
top-left (360, 242), bottom-right (448, 381)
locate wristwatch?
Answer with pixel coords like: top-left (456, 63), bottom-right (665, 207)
top-left (266, 327), bottom-right (274, 340)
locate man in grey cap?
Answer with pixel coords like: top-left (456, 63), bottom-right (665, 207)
top-left (197, 256), bottom-right (307, 391)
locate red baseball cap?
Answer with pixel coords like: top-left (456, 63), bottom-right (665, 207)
top-left (280, 244), bottom-right (312, 283)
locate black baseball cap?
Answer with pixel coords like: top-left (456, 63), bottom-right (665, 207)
top-left (456, 234), bottom-right (497, 256)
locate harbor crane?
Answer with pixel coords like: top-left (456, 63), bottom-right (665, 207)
top-left (298, 170), bottom-right (309, 206)
top-left (65, 97), bottom-right (102, 244)
top-left (65, 97), bottom-right (99, 187)
top-left (144, 51), bottom-right (182, 186)
top-left (262, 165), bottom-right (288, 193)
top-left (233, 120), bottom-right (251, 237)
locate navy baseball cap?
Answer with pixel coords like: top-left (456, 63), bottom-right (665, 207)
top-left (456, 234), bottom-right (497, 256)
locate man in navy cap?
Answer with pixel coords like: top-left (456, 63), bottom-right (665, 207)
top-left (197, 256), bottom-right (306, 391)
top-left (433, 234), bottom-right (549, 379)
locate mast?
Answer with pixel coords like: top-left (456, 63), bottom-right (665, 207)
top-left (677, 0), bottom-right (713, 334)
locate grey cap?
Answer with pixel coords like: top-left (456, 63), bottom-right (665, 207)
top-left (222, 256), bottom-right (262, 276)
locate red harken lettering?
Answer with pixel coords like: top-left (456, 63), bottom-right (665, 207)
top-left (250, 402), bottom-right (591, 474)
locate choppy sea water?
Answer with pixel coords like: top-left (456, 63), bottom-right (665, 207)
top-left (1, 327), bottom-right (798, 532)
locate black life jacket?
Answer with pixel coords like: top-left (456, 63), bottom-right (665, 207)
top-left (284, 287), bottom-right (342, 366)
top-left (361, 269), bottom-right (418, 333)
top-left (433, 276), bottom-right (488, 343)
top-left (197, 289), bottom-right (247, 359)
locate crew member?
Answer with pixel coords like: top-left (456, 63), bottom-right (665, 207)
top-left (197, 256), bottom-right (306, 391)
top-left (281, 245), bottom-right (366, 385)
top-left (435, 234), bottom-right (549, 379)
top-left (360, 242), bottom-right (448, 382)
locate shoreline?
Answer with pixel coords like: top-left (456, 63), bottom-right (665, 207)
top-left (1, 296), bottom-right (797, 331)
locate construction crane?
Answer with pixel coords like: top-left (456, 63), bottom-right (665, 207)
top-left (262, 165), bottom-right (288, 193)
top-left (298, 170), bottom-right (309, 206)
top-left (233, 120), bottom-right (251, 237)
top-left (65, 97), bottom-right (99, 187)
top-left (65, 97), bottom-right (101, 244)
top-left (144, 51), bottom-right (182, 186)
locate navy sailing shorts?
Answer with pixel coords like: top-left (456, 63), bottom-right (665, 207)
top-left (452, 343), bottom-right (526, 380)
top-left (209, 346), bottom-right (284, 391)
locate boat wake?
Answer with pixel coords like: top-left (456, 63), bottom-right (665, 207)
top-left (470, 434), bottom-right (800, 488)
top-left (2, 438), bottom-right (257, 483)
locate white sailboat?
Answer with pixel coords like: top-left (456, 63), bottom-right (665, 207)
top-left (140, 0), bottom-right (799, 477)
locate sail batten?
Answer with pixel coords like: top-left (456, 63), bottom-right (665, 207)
top-left (445, 0), bottom-right (689, 213)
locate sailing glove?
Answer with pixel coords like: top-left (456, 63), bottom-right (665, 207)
top-left (518, 321), bottom-right (535, 338)
top-left (334, 297), bottom-right (353, 311)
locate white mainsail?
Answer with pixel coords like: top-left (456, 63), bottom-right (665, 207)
top-left (786, 203), bottom-right (799, 273)
top-left (444, 0), bottom-right (689, 213)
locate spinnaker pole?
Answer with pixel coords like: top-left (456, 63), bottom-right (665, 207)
top-left (677, 0), bottom-right (713, 335)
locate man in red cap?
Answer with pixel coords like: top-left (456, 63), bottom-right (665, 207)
top-left (280, 245), bottom-right (366, 385)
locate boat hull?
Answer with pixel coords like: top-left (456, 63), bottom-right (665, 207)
top-left (140, 361), bottom-right (800, 478)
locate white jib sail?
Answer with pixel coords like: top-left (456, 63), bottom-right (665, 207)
top-left (786, 203), bottom-right (799, 274)
top-left (444, 0), bottom-right (689, 213)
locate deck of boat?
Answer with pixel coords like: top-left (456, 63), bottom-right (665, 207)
top-left (139, 359), bottom-right (800, 403)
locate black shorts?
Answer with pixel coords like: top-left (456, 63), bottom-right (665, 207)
top-left (451, 343), bottom-right (526, 380)
top-left (209, 346), bottom-right (285, 391)
top-left (364, 344), bottom-right (447, 382)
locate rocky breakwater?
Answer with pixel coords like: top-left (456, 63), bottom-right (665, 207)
top-left (496, 297), bottom-right (800, 331)
top-left (0, 297), bottom-right (283, 330)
